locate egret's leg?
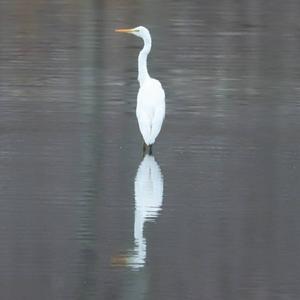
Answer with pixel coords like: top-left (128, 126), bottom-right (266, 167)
top-left (143, 142), bottom-right (147, 156)
top-left (149, 144), bottom-right (153, 156)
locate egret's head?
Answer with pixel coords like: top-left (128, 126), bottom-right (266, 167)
top-left (115, 26), bottom-right (150, 40)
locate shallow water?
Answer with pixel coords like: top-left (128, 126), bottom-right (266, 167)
top-left (0, 0), bottom-right (300, 299)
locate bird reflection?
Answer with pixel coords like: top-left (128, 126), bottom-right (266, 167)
top-left (112, 154), bottom-right (164, 269)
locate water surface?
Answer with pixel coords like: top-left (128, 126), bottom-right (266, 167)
top-left (0, 0), bottom-right (300, 299)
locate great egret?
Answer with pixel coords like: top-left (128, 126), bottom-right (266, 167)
top-left (115, 26), bottom-right (165, 153)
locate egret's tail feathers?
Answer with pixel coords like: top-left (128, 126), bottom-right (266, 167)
top-left (144, 136), bottom-right (155, 146)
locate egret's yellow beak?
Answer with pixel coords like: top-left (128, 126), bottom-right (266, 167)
top-left (115, 28), bottom-right (136, 33)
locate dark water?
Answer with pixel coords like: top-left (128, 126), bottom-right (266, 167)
top-left (1, 0), bottom-right (300, 299)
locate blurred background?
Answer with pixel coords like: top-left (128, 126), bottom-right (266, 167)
top-left (0, 0), bottom-right (300, 299)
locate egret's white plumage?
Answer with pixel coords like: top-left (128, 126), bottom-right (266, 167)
top-left (115, 26), bottom-right (165, 146)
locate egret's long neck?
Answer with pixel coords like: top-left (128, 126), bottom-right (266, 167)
top-left (138, 35), bottom-right (151, 86)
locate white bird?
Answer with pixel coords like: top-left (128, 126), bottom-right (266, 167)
top-left (115, 26), bottom-right (165, 153)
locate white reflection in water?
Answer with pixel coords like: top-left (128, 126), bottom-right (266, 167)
top-left (112, 154), bottom-right (164, 269)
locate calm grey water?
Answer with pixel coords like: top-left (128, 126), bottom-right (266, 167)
top-left (0, 0), bottom-right (300, 299)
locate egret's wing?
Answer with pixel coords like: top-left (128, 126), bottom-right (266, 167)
top-left (136, 78), bottom-right (165, 145)
top-left (149, 84), bottom-right (165, 144)
top-left (150, 104), bottom-right (165, 144)
top-left (136, 109), bottom-right (151, 145)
